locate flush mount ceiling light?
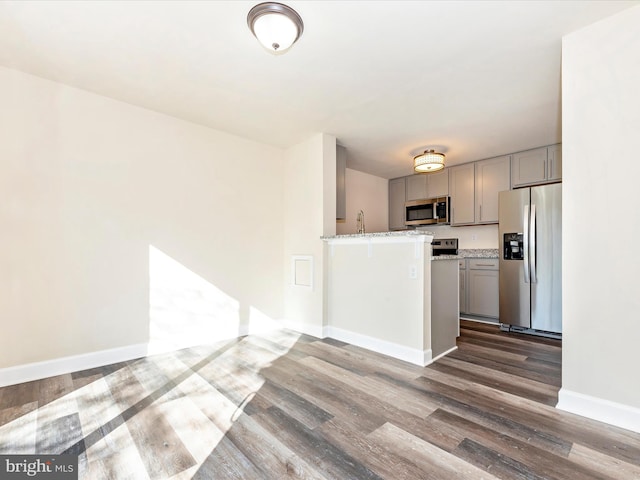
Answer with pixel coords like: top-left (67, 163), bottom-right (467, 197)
top-left (414, 149), bottom-right (445, 173)
top-left (247, 2), bottom-right (304, 54)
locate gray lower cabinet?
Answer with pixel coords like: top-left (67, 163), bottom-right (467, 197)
top-left (459, 258), bottom-right (499, 321)
top-left (389, 177), bottom-right (406, 230)
top-left (467, 259), bottom-right (499, 319)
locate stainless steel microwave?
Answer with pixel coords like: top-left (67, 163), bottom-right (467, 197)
top-left (405, 196), bottom-right (450, 226)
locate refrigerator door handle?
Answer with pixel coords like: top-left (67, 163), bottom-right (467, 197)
top-left (523, 204), bottom-right (530, 283)
top-left (530, 204), bottom-right (537, 283)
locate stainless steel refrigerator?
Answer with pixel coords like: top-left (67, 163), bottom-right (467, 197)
top-left (498, 183), bottom-right (562, 334)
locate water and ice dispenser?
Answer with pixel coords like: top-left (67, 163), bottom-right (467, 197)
top-left (503, 233), bottom-right (524, 260)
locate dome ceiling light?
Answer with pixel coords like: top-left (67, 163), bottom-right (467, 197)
top-left (247, 2), bottom-right (304, 55)
top-left (414, 149), bottom-right (445, 173)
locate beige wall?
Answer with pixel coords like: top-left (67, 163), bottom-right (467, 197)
top-left (326, 236), bottom-right (439, 366)
top-left (282, 133), bottom-right (336, 336)
top-left (327, 241), bottom-right (425, 350)
top-left (336, 168), bottom-right (388, 234)
top-left (561, 6), bottom-right (640, 426)
top-left (0, 66), bottom-right (285, 368)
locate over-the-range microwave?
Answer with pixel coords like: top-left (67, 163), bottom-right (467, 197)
top-left (405, 196), bottom-right (450, 226)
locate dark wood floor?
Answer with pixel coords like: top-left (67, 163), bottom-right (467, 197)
top-left (1, 320), bottom-right (640, 479)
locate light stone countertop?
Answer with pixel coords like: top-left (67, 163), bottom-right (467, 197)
top-left (321, 230), bottom-right (434, 240)
top-left (320, 233), bottom-right (498, 259)
top-left (432, 248), bottom-right (499, 260)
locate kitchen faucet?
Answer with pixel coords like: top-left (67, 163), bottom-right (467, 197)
top-left (356, 210), bottom-right (365, 234)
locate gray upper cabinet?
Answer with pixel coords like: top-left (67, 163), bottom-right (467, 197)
top-left (336, 144), bottom-right (346, 220)
top-left (405, 174), bottom-right (428, 201)
top-left (511, 144), bottom-right (562, 187)
top-left (548, 144), bottom-right (562, 182)
top-left (427, 169), bottom-right (449, 198)
top-left (387, 143), bottom-right (559, 231)
top-left (449, 163), bottom-right (475, 225)
top-left (388, 177), bottom-right (406, 231)
top-left (405, 169), bottom-right (449, 202)
top-left (475, 155), bottom-right (510, 224)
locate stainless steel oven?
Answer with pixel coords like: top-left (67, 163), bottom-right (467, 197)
top-left (405, 196), bottom-right (450, 226)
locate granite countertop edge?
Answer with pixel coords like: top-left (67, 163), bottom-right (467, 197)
top-left (432, 248), bottom-right (499, 260)
top-left (321, 231), bottom-right (435, 240)
top-left (320, 233), bottom-right (499, 259)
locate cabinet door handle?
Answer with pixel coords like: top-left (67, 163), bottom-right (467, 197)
top-left (479, 205), bottom-right (482, 222)
top-left (475, 263), bottom-right (496, 267)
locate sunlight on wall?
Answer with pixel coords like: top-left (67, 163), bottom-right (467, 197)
top-left (248, 306), bottom-right (284, 335)
top-left (148, 246), bottom-right (242, 355)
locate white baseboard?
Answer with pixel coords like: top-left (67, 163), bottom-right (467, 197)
top-left (278, 319), bottom-right (326, 339)
top-left (0, 343), bottom-right (148, 388)
top-left (0, 322), bottom-right (454, 387)
top-left (326, 325), bottom-right (431, 367)
top-left (557, 388), bottom-right (640, 434)
top-left (423, 349), bottom-right (433, 366)
top-left (1, 324), bottom-right (255, 388)
top-left (277, 320), bottom-right (436, 366)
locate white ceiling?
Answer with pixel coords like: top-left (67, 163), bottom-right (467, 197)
top-left (0, 1), bottom-right (636, 178)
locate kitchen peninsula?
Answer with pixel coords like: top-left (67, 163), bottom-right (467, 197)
top-left (322, 231), bottom-right (459, 366)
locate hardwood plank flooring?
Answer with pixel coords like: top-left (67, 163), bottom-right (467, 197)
top-left (1, 321), bottom-right (640, 479)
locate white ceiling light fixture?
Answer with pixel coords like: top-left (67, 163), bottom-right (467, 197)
top-left (247, 2), bottom-right (304, 55)
top-left (414, 149), bottom-right (445, 173)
